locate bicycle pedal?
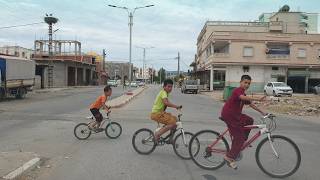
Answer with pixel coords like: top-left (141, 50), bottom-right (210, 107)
top-left (93, 128), bottom-right (104, 133)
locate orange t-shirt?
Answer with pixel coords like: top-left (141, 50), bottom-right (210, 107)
top-left (90, 95), bottom-right (107, 109)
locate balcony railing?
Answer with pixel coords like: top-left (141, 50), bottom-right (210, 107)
top-left (266, 54), bottom-right (289, 59)
top-left (207, 21), bottom-right (268, 27)
top-left (213, 53), bottom-right (230, 58)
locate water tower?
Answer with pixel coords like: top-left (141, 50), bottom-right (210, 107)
top-left (44, 14), bottom-right (58, 56)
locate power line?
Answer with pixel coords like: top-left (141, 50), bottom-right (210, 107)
top-left (0, 22), bottom-right (45, 29)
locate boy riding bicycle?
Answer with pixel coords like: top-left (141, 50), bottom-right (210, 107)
top-left (89, 85), bottom-right (112, 130)
top-left (150, 79), bottom-right (182, 143)
top-left (221, 75), bottom-right (266, 169)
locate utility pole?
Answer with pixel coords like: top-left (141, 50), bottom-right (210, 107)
top-left (136, 46), bottom-right (154, 84)
top-left (108, 4), bottom-right (154, 90)
top-left (143, 48), bottom-right (145, 83)
top-left (102, 49), bottom-right (106, 71)
top-left (177, 52), bottom-right (180, 76)
top-left (128, 12), bottom-right (133, 88)
top-left (44, 14), bottom-right (58, 88)
top-left (160, 68), bottom-right (162, 85)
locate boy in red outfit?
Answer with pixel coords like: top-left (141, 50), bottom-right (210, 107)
top-left (221, 75), bottom-right (266, 169)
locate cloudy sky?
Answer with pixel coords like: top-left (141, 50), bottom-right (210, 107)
top-left (0, 0), bottom-right (319, 71)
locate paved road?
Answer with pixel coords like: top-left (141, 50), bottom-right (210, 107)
top-left (0, 85), bottom-right (319, 180)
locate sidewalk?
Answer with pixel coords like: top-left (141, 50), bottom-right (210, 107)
top-left (107, 87), bottom-right (146, 108)
top-left (33, 86), bottom-right (98, 94)
top-left (200, 90), bottom-right (223, 101)
top-left (0, 152), bottom-right (40, 180)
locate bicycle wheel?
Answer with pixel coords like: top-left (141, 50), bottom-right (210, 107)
top-left (105, 122), bottom-right (122, 139)
top-left (74, 123), bottom-right (91, 140)
top-left (256, 135), bottom-right (301, 178)
top-left (189, 130), bottom-right (229, 170)
top-left (173, 131), bottom-right (198, 160)
top-left (132, 128), bottom-right (156, 155)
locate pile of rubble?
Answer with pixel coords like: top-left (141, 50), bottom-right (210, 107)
top-left (255, 95), bottom-right (320, 116)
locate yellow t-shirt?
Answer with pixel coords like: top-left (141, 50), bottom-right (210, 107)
top-left (151, 90), bottom-right (168, 113)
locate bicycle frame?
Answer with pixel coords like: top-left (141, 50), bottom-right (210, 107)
top-left (208, 123), bottom-right (270, 154)
top-left (154, 112), bottom-right (187, 145)
top-left (87, 112), bottom-right (112, 129)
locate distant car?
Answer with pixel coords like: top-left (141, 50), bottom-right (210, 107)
top-left (138, 81), bottom-right (145, 86)
top-left (264, 82), bottom-right (293, 97)
top-left (107, 80), bottom-right (118, 87)
top-left (130, 81), bottom-right (138, 88)
top-left (181, 80), bottom-right (199, 94)
top-left (311, 84), bottom-right (320, 94)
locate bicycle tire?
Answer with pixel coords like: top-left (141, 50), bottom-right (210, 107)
top-left (132, 128), bottom-right (157, 155)
top-left (74, 123), bottom-right (92, 140)
top-left (173, 131), bottom-right (197, 160)
top-left (189, 130), bottom-right (229, 170)
top-left (255, 135), bottom-right (301, 178)
top-left (105, 122), bottom-right (122, 139)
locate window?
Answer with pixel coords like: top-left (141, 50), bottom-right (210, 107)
top-left (267, 83), bottom-right (272, 87)
top-left (298, 48), bottom-right (306, 58)
top-left (22, 52), bottom-right (25, 58)
top-left (243, 47), bottom-right (253, 57)
top-left (243, 66), bottom-right (250, 72)
top-left (272, 66), bottom-right (279, 71)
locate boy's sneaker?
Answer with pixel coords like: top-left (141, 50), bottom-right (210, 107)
top-left (224, 156), bottom-right (238, 170)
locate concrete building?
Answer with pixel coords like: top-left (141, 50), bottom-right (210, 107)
top-left (259, 12), bottom-right (319, 33)
top-left (0, 46), bottom-right (34, 59)
top-left (33, 40), bottom-right (96, 88)
top-left (166, 71), bottom-right (186, 79)
top-left (195, 5), bottom-right (320, 93)
top-left (105, 61), bottom-right (133, 84)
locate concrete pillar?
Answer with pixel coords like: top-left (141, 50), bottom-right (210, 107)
top-left (75, 66), bottom-right (78, 86)
top-left (65, 65), bottom-right (69, 87)
top-left (83, 68), bottom-right (86, 85)
top-left (75, 43), bottom-right (77, 55)
top-left (210, 64), bottom-right (214, 91)
top-left (89, 69), bottom-right (93, 85)
top-left (305, 68), bottom-right (309, 93)
top-left (78, 43), bottom-right (81, 55)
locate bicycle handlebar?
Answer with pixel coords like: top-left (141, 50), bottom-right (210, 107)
top-left (261, 113), bottom-right (277, 132)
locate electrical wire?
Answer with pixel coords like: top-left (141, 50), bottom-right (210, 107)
top-left (0, 22), bottom-right (45, 29)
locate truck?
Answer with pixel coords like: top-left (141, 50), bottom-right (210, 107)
top-left (181, 79), bottom-right (199, 94)
top-left (0, 55), bottom-right (35, 99)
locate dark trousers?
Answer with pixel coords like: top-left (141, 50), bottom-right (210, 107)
top-left (90, 108), bottom-right (103, 123)
top-left (225, 114), bottom-right (254, 159)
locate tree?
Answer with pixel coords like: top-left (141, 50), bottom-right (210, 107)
top-left (154, 68), bottom-right (166, 83)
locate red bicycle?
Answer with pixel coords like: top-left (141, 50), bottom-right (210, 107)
top-left (188, 113), bottom-right (301, 178)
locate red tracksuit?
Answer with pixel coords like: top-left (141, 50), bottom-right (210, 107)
top-left (221, 87), bottom-right (253, 159)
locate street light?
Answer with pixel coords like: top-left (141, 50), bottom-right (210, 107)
top-left (136, 46), bottom-right (154, 84)
top-left (107, 4), bottom-right (154, 89)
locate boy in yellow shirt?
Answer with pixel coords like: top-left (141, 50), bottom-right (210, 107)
top-left (150, 79), bottom-right (182, 142)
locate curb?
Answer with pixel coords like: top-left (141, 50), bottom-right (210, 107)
top-left (2, 157), bottom-right (41, 180)
top-left (111, 87), bottom-right (146, 108)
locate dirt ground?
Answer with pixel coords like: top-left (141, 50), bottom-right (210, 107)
top-left (201, 91), bottom-right (320, 117)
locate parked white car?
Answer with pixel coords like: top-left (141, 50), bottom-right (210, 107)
top-left (107, 80), bottom-right (118, 87)
top-left (264, 82), bottom-right (293, 97)
top-left (130, 81), bottom-right (138, 88)
top-left (311, 84), bottom-right (320, 95)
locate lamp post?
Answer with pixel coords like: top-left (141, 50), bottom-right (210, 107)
top-left (107, 4), bottom-right (154, 89)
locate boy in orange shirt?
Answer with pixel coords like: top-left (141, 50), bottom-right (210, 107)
top-left (89, 85), bottom-right (112, 129)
